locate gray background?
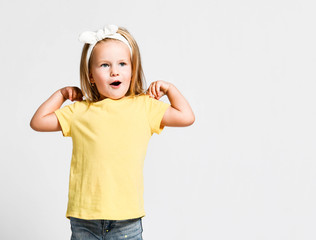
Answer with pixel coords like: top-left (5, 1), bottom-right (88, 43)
top-left (1, 0), bottom-right (316, 239)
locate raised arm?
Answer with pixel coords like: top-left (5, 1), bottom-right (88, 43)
top-left (30, 87), bottom-right (83, 132)
top-left (147, 81), bottom-right (195, 127)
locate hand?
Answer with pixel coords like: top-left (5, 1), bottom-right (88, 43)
top-left (60, 86), bottom-right (83, 101)
top-left (147, 80), bottom-right (171, 100)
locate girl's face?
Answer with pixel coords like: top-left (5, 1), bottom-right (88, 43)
top-left (90, 40), bottom-right (132, 100)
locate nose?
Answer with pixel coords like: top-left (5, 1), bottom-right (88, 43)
top-left (110, 66), bottom-right (119, 77)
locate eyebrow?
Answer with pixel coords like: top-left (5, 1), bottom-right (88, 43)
top-left (98, 59), bottom-right (129, 63)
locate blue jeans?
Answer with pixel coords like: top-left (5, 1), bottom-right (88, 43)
top-left (70, 217), bottom-right (143, 240)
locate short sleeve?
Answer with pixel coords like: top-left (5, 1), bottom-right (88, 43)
top-left (145, 96), bottom-right (170, 135)
top-left (54, 103), bottom-right (76, 137)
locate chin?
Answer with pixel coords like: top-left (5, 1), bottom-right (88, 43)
top-left (110, 96), bottom-right (124, 100)
top-left (99, 87), bottom-right (129, 100)
top-left (108, 92), bottom-right (128, 100)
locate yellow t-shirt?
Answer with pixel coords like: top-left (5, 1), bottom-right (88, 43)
top-left (54, 94), bottom-right (170, 220)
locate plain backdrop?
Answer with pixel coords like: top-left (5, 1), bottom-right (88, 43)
top-left (1, 0), bottom-right (316, 239)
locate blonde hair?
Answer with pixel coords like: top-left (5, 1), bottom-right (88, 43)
top-left (79, 27), bottom-right (146, 102)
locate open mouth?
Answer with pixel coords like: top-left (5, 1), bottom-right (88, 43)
top-left (110, 81), bottom-right (121, 86)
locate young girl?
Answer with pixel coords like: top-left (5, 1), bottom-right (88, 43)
top-left (30, 25), bottom-right (194, 240)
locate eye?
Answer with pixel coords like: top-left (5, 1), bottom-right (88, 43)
top-left (101, 63), bottom-right (109, 68)
top-left (119, 62), bottom-right (127, 67)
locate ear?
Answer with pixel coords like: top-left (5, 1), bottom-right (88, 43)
top-left (89, 73), bottom-right (94, 83)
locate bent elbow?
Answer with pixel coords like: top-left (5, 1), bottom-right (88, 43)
top-left (30, 119), bottom-right (38, 131)
top-left (30, 117), bottom-right (43, 132)
top-left (183, 113), bottom-right (195, 127)
top-left (188, 114), bottom-right (195, 126)
top-left (190, 114), bottom-right (195, 125)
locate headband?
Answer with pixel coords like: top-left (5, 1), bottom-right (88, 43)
top-left (79, 25), bottom-right (132, 62)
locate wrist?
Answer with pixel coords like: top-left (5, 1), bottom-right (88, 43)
top-left (165, 83), bottom-right (174, 95)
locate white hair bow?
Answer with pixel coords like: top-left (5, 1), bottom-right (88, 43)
top-left (79, 25), bottom-right (119, 45)
top-left (79, 25), bottom-right (132, 60)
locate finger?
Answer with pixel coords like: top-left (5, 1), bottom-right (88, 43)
top-left (146, 84), bottom-right (152, 95)
top-left (147, 89), bottom-right (153, 98)
top-left (156, 82), bottom-right (161, 99)
top-left (73, 90), bottom-right (77, 100)
top-left (78, 92), bottom-right (83, 101)
top-left (76, 87), bottom-right (83, 95)
top-left (75, 87), bottom-right (81, 92)
top-left (148, 83), bottom-right (154, 97)
top-left (152, 82), bottom-right (157, 98)
top-left (154, 82), bottom-right (161, 99)
top-left (145, 85), bottom-right (150, 94)
top-left (75, 90), bottom-right (82, 101)
top-left (61, 88), bottom-right (68, 100)
top-left (148, 84), bottom-right (153, 96)
top-left (152, 83), bottom-right (157, 97)
top-left (76, 88), bottom-right (83, 100)
top-left (68, 89), bottom-right (73, 101)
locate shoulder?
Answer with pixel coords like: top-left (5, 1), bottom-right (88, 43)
top-left (134, 94), bottom-right (165, 104)
top-left (58, 100), bottom-right (89, 113)
top-left (123, 94), bottom-right (170, 110)
top-left (134, 93), bottom-right (149, 101)
top-left (138, 94), bottom-right (171, 113)
top-left (74, 100), bottom-right (89, 107)
top-left (128, 94), bottom-right (150, 106)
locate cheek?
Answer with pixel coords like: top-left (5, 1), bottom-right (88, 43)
top-left (126, 69), bottom-right (132, 80)
top-left (94, 69), bottom-right (109, 79)
top-left (124, 65), bottom-right (132, 75)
